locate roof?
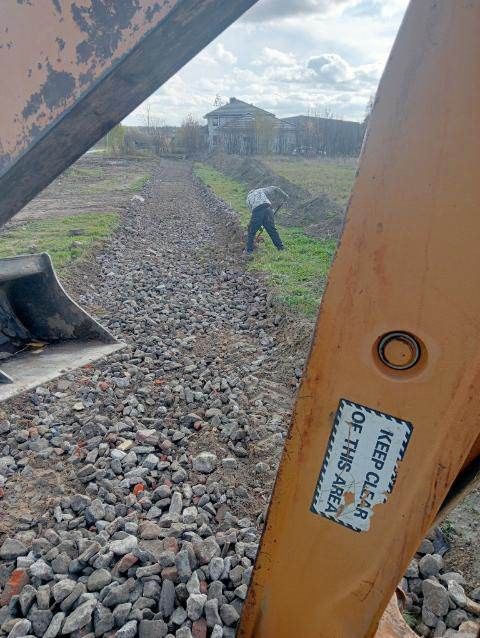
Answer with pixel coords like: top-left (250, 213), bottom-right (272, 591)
top-left (283, 115), bottom-right (362, 128)
top-left (205, 97), bottom-right (276, 119)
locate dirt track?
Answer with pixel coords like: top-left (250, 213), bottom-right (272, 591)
top-left (13, 155), bottom-right (157, 223)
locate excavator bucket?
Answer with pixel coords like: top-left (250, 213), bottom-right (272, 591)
top-left (0, 252), bottom-right (122, 400)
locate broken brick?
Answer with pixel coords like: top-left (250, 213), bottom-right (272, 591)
top-left (0, 569), bottom-right (29, 606)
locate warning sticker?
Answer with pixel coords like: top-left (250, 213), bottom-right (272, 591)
top-left (311, 398), bottom-right (413, 532)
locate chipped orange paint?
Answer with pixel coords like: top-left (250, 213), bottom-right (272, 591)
top-left (1, 0), bottom-right (179, 167)
top-left (238, 1), bottom-right (480, 637)
top-left (374, 595), bottom-right (416, 638)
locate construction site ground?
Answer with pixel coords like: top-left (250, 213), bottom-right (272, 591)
top-left (0, 154), bottom-right (478, 638)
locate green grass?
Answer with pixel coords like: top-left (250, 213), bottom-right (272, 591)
top-left (195, 163), bottom-right (336, 316)
top-left (128, 174), bottom-right (150, 192)
top-left (402, 611), bottom-right (417, 629)
top-left (440, 520), bottom-right (458, 541)
top-left (260, 156), bottom-right (357, 208)
top-left (195, 164), bottom-right (251, 224)
top-left (66, 166), bottom-right (104, 180)
top-left (0, 212), bottom-right (118, 270)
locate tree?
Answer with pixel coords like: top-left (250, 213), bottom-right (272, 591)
top-left (143, 103), bottom-right (152, 130)
top-left (150, 118), bottom-right (171, 156)
top-left (213, 94), bottom-right (225, 108)
top-left (254, 113), bottom-right (276, 154)
top-left (137, 104), bottom-right (172, 156)
top-left (106, 124), bottom-right (126, 154)
top-left (178, 114), bottom-right (205, 155)
top-left (146, 115), bottom-right (170, 156)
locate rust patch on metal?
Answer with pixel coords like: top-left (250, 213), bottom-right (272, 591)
top-left (22, 63), bottom-right (76, 119)
top-left (146, 2), bottom-right (162, 22)
top-left (1, 0), bottom-right (181, 170)
top-left (72, 0), bottom-right (141, 63)
top-left (0, 0), bottom-right (261, 224)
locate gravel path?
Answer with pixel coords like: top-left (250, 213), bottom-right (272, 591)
top-left (0, 160), bottom-right (301, 638)
top-left (0, 159), bottom-right (478, 638)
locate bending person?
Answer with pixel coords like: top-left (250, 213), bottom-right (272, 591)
top-left (245, 186), bottom-right (288, 254)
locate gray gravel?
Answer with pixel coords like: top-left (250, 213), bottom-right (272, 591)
top-left (0, 161), bottom-right (299, 638)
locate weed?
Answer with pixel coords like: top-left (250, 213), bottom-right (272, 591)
top-left (129, 174), bottom-right (150, 192)
top-left (402, 611), bottom-right (417, 629)
top-left (440, 520), bottom-right (458, 540)
top-left (194, 163), bottom-right (335, 316)
top-left (0, 212), bottom-right (119, 270)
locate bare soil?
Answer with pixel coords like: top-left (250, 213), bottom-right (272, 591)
top-left (13, 154), bottom-right (157, 223)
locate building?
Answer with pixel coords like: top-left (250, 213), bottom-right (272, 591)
top-left (283, 115), bottom-right (365, 157)
top-left (204, 98), bottom-right (296, 154)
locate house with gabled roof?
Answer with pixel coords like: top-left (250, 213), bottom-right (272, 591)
top-left (204, 97), bottom-right (295, 154)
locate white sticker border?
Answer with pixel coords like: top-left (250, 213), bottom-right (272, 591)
top-left (310, 398), bottom-right (413, 533)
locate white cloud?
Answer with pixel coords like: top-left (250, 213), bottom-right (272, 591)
top-left (214, 43), bottom-right (237, 64)
top-left (263, 64), bottom-right (316, 83)
top-left (197, 42), bottom-right (237, 65)
top-left (254, 47), bottom-right (297, 66)
top-left (308, 53), bottom-right (355, 83)
top-left (243, 0), bottom-right (361, 22)
top-left (124, 0), bottom-right (408, 126)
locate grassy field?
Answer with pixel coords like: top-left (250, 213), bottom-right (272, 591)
top-left (260, 156), bottom-right (357, 208)
top-left (63, 165), bottom-right (151, 197)
top-left (0, 212), bottom-right (119, 270)
top-left (195, 163), bottom-right (336, 316)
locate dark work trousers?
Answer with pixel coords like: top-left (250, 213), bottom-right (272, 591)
top-left (246, 204), bottom-right (284, 253)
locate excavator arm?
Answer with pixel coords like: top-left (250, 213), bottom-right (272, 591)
top-left (0, 0), bottom-right (258, 225)
top-left (1, 2), bottom-right (479, 637)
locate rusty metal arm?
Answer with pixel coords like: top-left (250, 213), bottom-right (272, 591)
top-left (0, 0), bottom-right (258, 226)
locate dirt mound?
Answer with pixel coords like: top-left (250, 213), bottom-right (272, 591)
top-left (209, 153), bottom-right (310, 204)
top-left (208, 153), bottom-right (345, 239)
top-left (293, 194), bottom-right (345, 239)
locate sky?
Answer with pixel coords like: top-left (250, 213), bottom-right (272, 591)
top-left (124, 0), bottom-right (409, 127)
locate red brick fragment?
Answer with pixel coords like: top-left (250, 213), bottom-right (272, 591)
top-left (0, 569), bottom-right (29, 605)
top-left (113, 553), bottom-right (139, 575)
top-left (133, 484), bottom-right (145, 496)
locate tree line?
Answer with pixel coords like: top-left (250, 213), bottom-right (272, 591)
top-left (103, 111), bottom-right (205, 157)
